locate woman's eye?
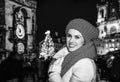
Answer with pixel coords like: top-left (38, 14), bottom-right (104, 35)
top-left (75, 36), bottom-right (80, 39)
top-left (67, 34), bottom-right (71, 37)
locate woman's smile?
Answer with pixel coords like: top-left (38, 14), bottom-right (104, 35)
top-left (66, 29), bottom-right (84, 52)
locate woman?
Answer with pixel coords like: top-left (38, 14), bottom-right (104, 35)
top-left (48, 18), bottom-right (99, 82)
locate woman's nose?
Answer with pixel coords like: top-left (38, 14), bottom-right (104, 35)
top-left (69, 37), bottom-right (74, 42)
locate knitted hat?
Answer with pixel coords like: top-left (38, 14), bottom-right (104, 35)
top-left (66, 18), bottom-right (99, 43)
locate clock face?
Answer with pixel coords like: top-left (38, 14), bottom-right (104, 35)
top-left (16, 24), bottom-right (25, 39)
top-left (17, 42), bottom-right (25, 54)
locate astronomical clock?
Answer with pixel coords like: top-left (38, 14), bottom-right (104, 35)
top-left (0, 0), bottom-right (37, 59)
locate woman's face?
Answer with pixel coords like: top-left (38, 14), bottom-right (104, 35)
top-left (66, 29), bottom-right (84, 52)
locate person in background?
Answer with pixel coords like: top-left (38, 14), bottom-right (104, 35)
top-left (48, 18), bottom-right (99, 82)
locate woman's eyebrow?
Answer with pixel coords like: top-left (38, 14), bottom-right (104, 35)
top-left (74, 34), bottom-right (82, 37)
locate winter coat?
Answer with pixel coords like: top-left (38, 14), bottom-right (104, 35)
top-left (48, 41), bottom-right (97, 82)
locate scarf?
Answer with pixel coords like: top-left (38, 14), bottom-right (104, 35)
top-left (60, 41), bottom-right (96, 77)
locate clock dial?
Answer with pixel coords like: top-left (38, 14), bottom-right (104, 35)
top-left (16, 24), bottom-right (25, 39)
top-left (17, 42), bottom-right (25, 54)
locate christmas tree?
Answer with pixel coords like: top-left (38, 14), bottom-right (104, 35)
top-left (39, 30), bottom-right (55, 60)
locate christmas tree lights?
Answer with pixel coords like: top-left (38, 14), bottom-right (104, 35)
top-left (39, 30), bottom-right (55, 60)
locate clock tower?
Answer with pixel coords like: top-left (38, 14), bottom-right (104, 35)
top-left (0, 0), bottom-right (37, 60)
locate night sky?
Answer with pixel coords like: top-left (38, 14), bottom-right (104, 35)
top-left (36, 0), bottom-right (98, 43)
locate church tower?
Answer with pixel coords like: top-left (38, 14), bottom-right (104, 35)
top-left (95, 0), bottom-right (120, 55)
